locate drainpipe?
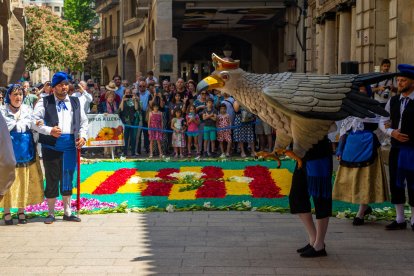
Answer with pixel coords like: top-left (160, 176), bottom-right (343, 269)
top-left (119, 0), bottom-right (125, 79)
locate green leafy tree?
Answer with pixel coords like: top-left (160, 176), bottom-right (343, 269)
top-left (63, 0), bottom-right (97, 32)
top-left (24, 6), bottom-right (90, 71)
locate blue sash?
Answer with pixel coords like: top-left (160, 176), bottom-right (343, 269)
top-left (10, 131), bottom-right (35, 164)
top-left (43, 134), bottom-right (77, 192)
top-left (397, 146), bottom-right (414, 190)
top-left (340, 130), bottom-right (376, 167)
top-left (306, 156), bottom-right (332, 198)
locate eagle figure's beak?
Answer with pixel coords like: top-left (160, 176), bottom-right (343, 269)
top-left (197, 75), bottom-right (224, 92)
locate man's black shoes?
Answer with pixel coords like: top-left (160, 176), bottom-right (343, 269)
top-left (385, 220), bottom-right (407, 230)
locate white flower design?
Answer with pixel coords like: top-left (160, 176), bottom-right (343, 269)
top-left (203, 202), bottom-right (211, 208)
top-left (168, 172), bottom-right (205, 179)
top-left (228, 176), bottom-right (254, 183)
top-left (242, 200), bottom-right (251, 208)
top-left (166, 204), bottom-right (175, 213)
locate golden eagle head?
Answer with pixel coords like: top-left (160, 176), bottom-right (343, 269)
top-left (197, 53), bottom-right (242, 94)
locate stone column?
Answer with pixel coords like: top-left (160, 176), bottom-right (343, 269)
top-left (316, 20), bottom-right (325, 74)
top-left (152, 0), bottom-right (178, 82)
top-left (350, 5), bottom-right (357, 61)
top-left (338, 9), bottom-right (351, 73)
top-left (323, 13), bottom-right (336, 74)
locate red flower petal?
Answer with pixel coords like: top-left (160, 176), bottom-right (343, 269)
top-left (244, 165), bottom-right (283, 198)
top-left (157, 168), bottom-right (180, 180)
top-left (141, 182), bottom-right (173, 196)
top-left (92, 168), bottom-right (137, 195)
top-left (201, 166), bottom-right (224, 179)
top-left (196, 179), bottom-right (226, 198)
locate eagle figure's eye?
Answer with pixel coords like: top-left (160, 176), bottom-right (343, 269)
top-left (220, 72), bottom-right (230, 81)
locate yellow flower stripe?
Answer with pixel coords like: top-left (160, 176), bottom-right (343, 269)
top-left (223, 170), bottom-right (244, 179)
top-left (139, 171), bottom-right (158, 178)
top-left (270, 168), bottom-right (293, 195)
top-left (225, 181), bottom-right (252, 196)
top-left (73, 171), bottom-right (114, 194)
top-left (168, 184), bottom-right (196, 200)
top-left (180, 167), bottom-right (202, 173)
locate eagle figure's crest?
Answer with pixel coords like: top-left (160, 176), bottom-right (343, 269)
top-left (212, 53), bottom-right (240, 71)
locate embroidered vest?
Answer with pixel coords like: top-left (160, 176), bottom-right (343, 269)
top-left (38, 95), bottom-right (81, 146)
top-left (390, 95), bottom-right (414, 147)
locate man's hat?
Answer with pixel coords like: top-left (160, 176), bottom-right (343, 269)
top-left (51, 72), bottom-right (70, 87)
top-left (105, 81), bottom-right (117, 91)
top-left (397, 64), bottom-right (414, 80)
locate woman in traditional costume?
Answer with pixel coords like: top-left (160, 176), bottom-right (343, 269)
top-left (0, 84), bottom-right (44, 225)
top-left (333, 96), bottom-right (389, 225)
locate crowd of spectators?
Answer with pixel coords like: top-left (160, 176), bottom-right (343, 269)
top-left (0, 71), bottom-right (275, 159)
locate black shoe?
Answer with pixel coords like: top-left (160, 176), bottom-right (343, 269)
top-left (17, 213), bottom-right (27, 224)
top-left (3, 213), bottom-right (13, 226)
top-left (63, 214), bottom-right (81, 222)
top-left (353, 217), bottom-right (365, 226)
top-left (411, 223), bottom-right (414, 231)
top-left (296, 243), bottom-right (312, 253)
top-left (44, 215), bottom-right (56, 224)
top-left (385, 220), bottom-right (407, 230)
top-left (300, 247), bottom-right (327, 258)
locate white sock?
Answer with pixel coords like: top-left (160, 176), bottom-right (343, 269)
top-left (63, 196), bottom-right (72, 217)
top-left (47, 198), bottom-right (56, 216)
top-left (411, 207), bottom-right (414, 225)
top-left (395, 204), bottom-right (405, 223)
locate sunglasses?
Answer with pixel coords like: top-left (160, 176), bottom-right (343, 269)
top-left (139, 85), bottom-right (146, 88)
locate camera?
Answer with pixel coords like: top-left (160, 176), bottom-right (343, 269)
top-left (383, 86), bottom-right (391, 99)
top-left (125, 95), bottom-right (132, 99)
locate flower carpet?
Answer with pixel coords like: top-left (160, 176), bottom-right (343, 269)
top-left (2, 159), bottom-right (396, 219)
top-left (72, 160), bottom-right (296, 210)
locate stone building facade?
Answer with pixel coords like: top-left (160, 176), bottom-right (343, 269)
top-left (304, 0), bottom-right (414, 74)
top-left (93, 0), bottom-right (414, 85)
top-left (0, 0), bottom-right (25, 86)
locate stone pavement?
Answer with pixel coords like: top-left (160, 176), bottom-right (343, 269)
top-left (0, 212), bottom-right (413, 275)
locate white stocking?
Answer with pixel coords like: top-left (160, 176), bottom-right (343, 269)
top-left (63, 195), bottom-right (72, 217)
top-left (395, 204), bottom-right (405, 223)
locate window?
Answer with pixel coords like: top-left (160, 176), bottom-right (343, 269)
top-left (130, 0), bottom-right (136, 18)
top-left (54, 6), bottom-right (60, 12)
top-left (109, 15), bottom-right (112, 37)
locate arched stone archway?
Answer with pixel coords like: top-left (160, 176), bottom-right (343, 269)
top-left (138, 46), bottom-right (147, 75)
top-left (179, 34), bottom-right (252, 82)
top-left (125, 48), bottom-right (136, 83)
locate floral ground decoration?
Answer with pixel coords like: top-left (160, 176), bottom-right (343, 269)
top-left (1, 159), bottom-right (404, 221)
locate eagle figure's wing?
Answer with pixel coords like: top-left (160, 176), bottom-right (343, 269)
top-left (263, 72), bottom-right (394, 120)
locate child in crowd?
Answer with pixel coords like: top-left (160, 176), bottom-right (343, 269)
top-left (171, 108), bottom-right (186, 158)
top-left (148, 104), bottom-right (164, 158)
top-left (169, 93), bottom-right (185, 120)
top-left (202, 98), bottom-right (217, 157)
top-left (216, 103), bottom-right (232, 157)
top-left (186, 105), bottom-right (200, 157)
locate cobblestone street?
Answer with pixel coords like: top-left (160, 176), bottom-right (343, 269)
top-left (0, 212), bottom-right (413, 275)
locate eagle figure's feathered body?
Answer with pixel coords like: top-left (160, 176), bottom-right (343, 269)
top-left (197, 54), bottom-right (392, 163)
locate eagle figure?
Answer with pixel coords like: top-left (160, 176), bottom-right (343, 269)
top-left (197, 53), bottom-right (393, 167)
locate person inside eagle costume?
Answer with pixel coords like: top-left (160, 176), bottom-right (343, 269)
top-left (197, 54), bottom-right (392, 258)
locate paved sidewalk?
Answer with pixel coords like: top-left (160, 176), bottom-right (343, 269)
top-left (0, 212), bottom-right (413, 275)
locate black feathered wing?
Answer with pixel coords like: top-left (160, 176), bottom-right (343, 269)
top-left (263, 72), bottom-right (393, 120)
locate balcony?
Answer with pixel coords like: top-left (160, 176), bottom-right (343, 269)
top-left (95, 0), bottom-right (119, 13)
top-left (123, 18), bottom-right (144, 36)
top-left (93, 36), bottom-right (119, 59)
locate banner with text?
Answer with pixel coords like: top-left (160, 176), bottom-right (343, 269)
top-left (85, 114), bottom-right (124, 147)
